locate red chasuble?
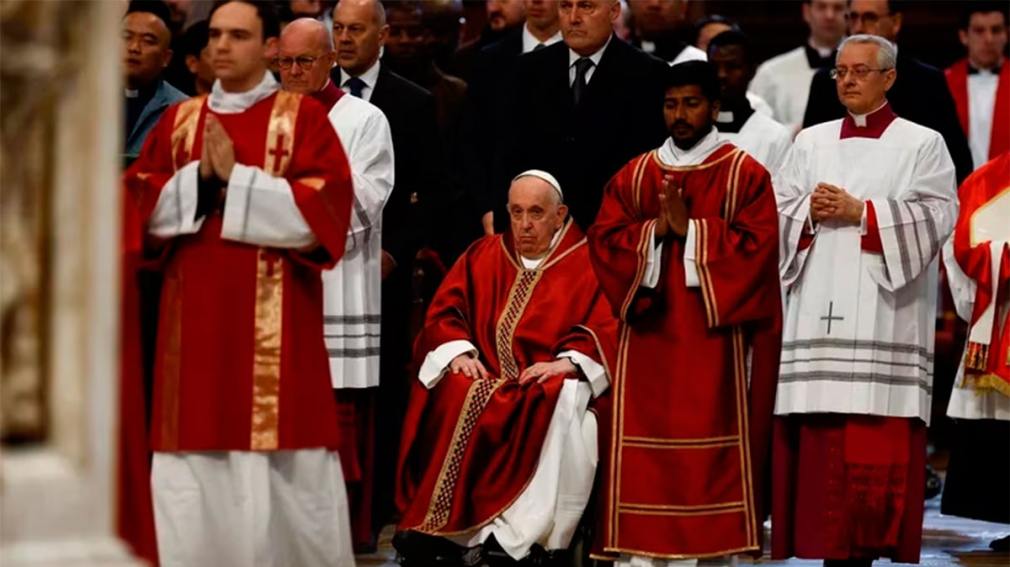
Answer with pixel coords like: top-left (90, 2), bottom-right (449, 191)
top-left (587, 145), bottom-right (781, 559)
top-left (946, 59), bottom-right (1010, 161)
top-left (395, 221), bottom-right (617, 535)
top-left (123, 92), bottom-right (352, 452)
top-left (952, 152), bottom-right (1010, 393)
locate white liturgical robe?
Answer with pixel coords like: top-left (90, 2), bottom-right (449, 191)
top-left (775, 104), bottom-right (958, 423)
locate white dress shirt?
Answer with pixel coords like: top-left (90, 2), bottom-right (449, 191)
top-left (568, 35), bottom-right (612, 86)
top-left (522, 23), bottom-right (563, 53)
top-left (339, 59), bottom-right (381, 102)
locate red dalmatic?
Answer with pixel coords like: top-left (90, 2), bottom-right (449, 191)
top-left (587, 145), bottom-right (781, 559)
top-left (952, 152), bottom-right (1010, 393)
top-left (123, 92), bottom-right (352, 452)
top-left (396, 222), bottom-right (617, 535)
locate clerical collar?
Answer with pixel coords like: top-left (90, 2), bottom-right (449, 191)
top-left (569, 34), bottom-right (611, 70)
top-left (209, 71), bottom-right (278, 114)
top-left (715, 96), bottom-right (755, 134)
top-left (310, 78), bottom-right (345, 111)
top-left (522, 23), bottom-right (562, 53)
top-left (840, 100), bottom-right (897, 139)
top-left (125, 88), bottom-right (140, 98)
top-left (658, 127), bottom-right (728, 166)
top-left (803, 41), bottom-right (834, 69)
top-left (520, 226), bottom-right (564, 269)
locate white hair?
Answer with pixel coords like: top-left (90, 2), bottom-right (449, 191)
top-left (836, 34), bottom-right (897, 69)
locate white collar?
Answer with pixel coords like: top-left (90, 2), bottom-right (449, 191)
top-left (658, 127), bottom-right (728, 166)
top-left (520, 227), bottom-right (564, 269)
top-left (848, 100), bottom-right (888, 127)
top-left (522, 24), bottom-right (563, 53)
top-left (807, 38), bottom-right (834, 58)
top-left (340, 58), bottom-right (381, 90)
top-left (569, 34), bottom-right (611, 68)
top-left (209, 71), bottom-right (278, 114)
top-left (125, 88), bottom-right (139, 98)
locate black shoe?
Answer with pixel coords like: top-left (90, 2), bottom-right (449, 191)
top-left (990, 535), bottom-right (1010, 552)
top-left (393, 530), bottom-right (465, 566)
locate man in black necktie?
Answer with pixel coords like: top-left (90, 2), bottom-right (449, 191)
top-left (802, 0), bottom-right (974, 183)
top-left (330, 0), bottom-right (445, 544)
top-left (494, 0), bottom-right (668, 232)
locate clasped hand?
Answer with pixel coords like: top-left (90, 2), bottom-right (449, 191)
top-left (199, 115), bottom-right (236, 182)
top-left (809, 183), bottom-right (863, 225)
top-left (654, 175), bottom-right (689, 239)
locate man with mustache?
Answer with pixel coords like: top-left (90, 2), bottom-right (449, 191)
top-left (774, 35), bottom-right (957, 565)
top-left (588, 60), bottom-right (781, 565)
top-left (123, 2), bottom-right (355, 564)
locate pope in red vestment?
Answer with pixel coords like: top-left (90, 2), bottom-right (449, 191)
top-left (586, 61), bottom-right (781, 561)
top-left (395, 172), bottom-right (617, 562)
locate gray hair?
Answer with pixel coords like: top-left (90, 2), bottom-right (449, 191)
top-left (836, 34), bottom-right (897, 69)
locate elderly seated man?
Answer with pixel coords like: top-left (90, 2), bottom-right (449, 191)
top-left (393, 171), bottom-right (617, 566)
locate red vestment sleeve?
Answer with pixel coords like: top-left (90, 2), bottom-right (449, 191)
top-left (861, 200), bottom-right (883, 253)
top-left (284, 99), bottom-right (353, 270)
top-left (691, 165), bottom-right (781, 329)
top-left (588, 156), bottom-right (660, 323)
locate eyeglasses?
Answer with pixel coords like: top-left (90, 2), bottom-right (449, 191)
top-left (830, 66), bottom-right (891, 80)
top-left (276, 55), bottom-right (321, 70)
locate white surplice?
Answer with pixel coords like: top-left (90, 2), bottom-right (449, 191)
top-left (775, 109), bottom-right (958, 423)
top-left (717, 109), bottom-right (792, 173)
top-left (323, 93), bottom-right (394, 389)
top-left (749, 45), bottom-right (818, 133)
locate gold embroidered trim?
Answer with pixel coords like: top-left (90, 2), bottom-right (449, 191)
top-left (414, 376), bottom-right (505, 532)
top-left (297, 176), bottom-right (325, 191)
top-left (697, 219), bottom-right (719, 327)
top-left (632, 153), bottom-right (650, 215)
top-left (264, 91), bottom-right (301, 176)
top-left (618, 220), bottom-right (656, 322)
top-left (732, 328), bottom-right (757, 547)
top-left (623, 437), bottom-right (739, 450)
top-left (602, 543), bottom-right (759, 560)
top-left (608, 324), bottom-right (633, 547)
top-left (170, 95), bottom-right (206, 170)
top-left (650, 147), bottom-right (740, 172)
top-left (494, 269), bottom-right (544, 380)
top-left (250, 250), bottom-right (284, 450)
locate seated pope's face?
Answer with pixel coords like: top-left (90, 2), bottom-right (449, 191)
top-left (507, 178), bottom-right (568, 259)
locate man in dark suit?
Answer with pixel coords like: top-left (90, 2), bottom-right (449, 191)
top-left (331, 0), bottom-right (444, 546)
top-left (495, 0), bottom-right (669, 231)
top-left (450, 0), bottom-right (527, 81)
top-left (803, 0), bottom-right (974, 183)
top-left (465, 0), bottom-right (564, 235)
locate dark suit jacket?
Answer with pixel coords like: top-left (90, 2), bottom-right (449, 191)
top-left (462, 27), bottom-right (525, 219)
top-left (502, 36), bottom-right (669, 230)
top-left (333, 64), bottom-right (442, 270)
top-left (803, 53), bottom-right (974, 183)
